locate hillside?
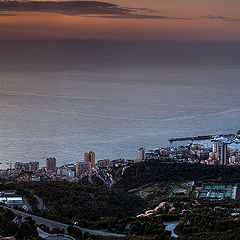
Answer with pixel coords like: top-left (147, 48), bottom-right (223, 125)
top-left (0, 181), bottom-right (144, 222)
top-left (115, 161), bottom-right (240, 191)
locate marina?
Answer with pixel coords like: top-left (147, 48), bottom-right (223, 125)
top-left (169, 131), bottom-right (240, 143)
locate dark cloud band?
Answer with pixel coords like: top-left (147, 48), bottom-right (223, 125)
top-left (0, 0), bottom-right (190, 19)
top-left (0, 1), bottom-right (129, 15)
top-left (0, 1), bottom-right (239, 22)
top-left (201, 14), bottom-right (240, 22)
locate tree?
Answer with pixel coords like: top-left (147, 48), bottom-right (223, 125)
top-left (4, 221), bottom-right (18, 236)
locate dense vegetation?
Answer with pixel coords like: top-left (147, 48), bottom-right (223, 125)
top-left (0, 207), bottom-right (163, 240)
top-left (179, 228), bottom-right (240, 240)
top-left (0, 181), bottom-right (144, 222)
top-left (177, 208), bottom-right (240, 240)
top-left (0, 207), bottom-right (39, 239)
top-left (176, 207), bottom-right (240, 234)
top-left (3, 161), bottom-right (240, 239)
top-left (116, 161), bottom-right (240, 190)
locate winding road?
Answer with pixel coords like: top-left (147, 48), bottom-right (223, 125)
top-left (4, 207), bottom-right (126, 238)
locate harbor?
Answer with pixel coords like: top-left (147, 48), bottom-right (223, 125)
top-left (169, 131), bottom-right (240, 143)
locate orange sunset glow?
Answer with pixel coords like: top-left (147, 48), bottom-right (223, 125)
top-left (0, 0), bottom-right (240, 40)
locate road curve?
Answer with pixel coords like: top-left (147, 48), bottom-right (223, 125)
top-left (4, 207), bottom-right (126, 238)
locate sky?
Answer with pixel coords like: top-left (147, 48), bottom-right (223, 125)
top-left (0, 0), bottom-right (240, 41)
top-left (1, 0), bottom-right (240, 165)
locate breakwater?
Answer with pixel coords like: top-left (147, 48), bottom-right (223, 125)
top-left (169, 134), bottom-right (235, 142)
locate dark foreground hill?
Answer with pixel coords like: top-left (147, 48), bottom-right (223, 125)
top-left (115, 161), bottom-right (240, 191)
top-left (0, 181), bottom-right (144, 222)
top-left (2, 161), bottom-right (240, 240)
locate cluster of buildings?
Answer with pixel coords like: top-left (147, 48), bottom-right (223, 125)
top-left (1, 136), bottom-right (239, 183)
top-left (201, 141), bottom-right (240, 166)
top-left (14, 162), bottom-right (39, 173)
top-left (136, 141), bottom-right (240, 166)
top-left (44, 152), bottom-right (113, 180)
top-left (0, 151), bottom-right (116, 182)
top-left (207, 142), bottom-right (229, 165)
top-left (136, 146), bottom-right (193, 162)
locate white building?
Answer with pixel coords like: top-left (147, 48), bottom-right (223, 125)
top-left (57, 167), bottom-right (75, 178)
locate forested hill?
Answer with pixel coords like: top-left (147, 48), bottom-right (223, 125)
top-left (0, 181), bottom-right (144, 222)
top-left (115, 161), bottom-right (240, 191)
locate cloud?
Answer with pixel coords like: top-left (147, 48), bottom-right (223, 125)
top-left (0, 1), bottom-right (130, 15)
top-left (100, 14), bottom-right (192, 20)
top-left (1, 1), bottom-right (239, 23)
top-left (0, 13), bottom-right (15, 16)
top-left (201, 14), bottom-right (240, 22)
top-left (0, 0), bottom-right (192, 20)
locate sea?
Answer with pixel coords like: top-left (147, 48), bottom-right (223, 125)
top-left (0, 40), bottom-right (240, 169)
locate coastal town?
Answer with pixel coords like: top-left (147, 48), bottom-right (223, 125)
top-left (0, 130), bottom-right (240, 184)
top-left (0, 131), bottom-right (240, 239)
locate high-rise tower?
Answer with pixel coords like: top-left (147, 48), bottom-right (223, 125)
top-left (84, 151), bottom-right (95, 169)
top-left (137, 147), bottom-right (146, 162)
top-left (219, 142), bottom-right (228, 165)
top-left (46, 157), bottom-right (56, 173)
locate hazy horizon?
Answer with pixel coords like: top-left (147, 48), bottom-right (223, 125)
top-left (1, 40), bottom-right (240, 168)
top-left (1, 0), bottom-right (240, 41)
top-left (1, 0), bottom-right (240, 168)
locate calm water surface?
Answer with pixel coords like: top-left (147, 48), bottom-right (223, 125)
top-left (0, 41), bottom-right (240, 168)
